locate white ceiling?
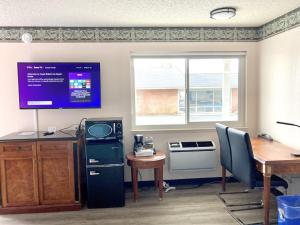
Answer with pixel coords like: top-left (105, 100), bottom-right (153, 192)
top-left (0, 0), bottom-right (299, 27)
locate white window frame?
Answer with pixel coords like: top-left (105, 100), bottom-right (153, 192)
top-left (131, 52), bottom-right (246, 131)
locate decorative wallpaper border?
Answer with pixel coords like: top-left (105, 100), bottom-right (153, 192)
top-left (0, 7), bottom-right (299, 42)
top-left (0, 27), bottom-right (259, 42)
top-left (258, 7), bottom-right (300, 40)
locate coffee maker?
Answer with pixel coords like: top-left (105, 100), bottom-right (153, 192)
top-left (134, 134), bottom-right (144, 152)
top-left (133, 134), bottom-right (155, 156)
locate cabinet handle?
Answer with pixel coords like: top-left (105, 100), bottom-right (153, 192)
top-left (89, 159), bottom-right (99, 163)
top-left (90, 171), bottom-right (100, 176)
top-left (112, 147), bottom-right (119, 150)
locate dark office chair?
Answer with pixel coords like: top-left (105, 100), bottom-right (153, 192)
top-left (227, 128), bottom-right (288, 208)
top-left (215, 123), bottom-right (232, 192)
top-left (216, 123), bottom-right (255, 208)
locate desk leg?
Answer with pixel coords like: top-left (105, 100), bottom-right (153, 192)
top-left (132, 167), bottom-right (138, 201)
top-left (158, 166), bottom-right (163, 200)
top-left (263, 174), bottom-right (271, 225)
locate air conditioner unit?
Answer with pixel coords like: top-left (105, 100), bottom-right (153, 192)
top-left (168, 141), bottom-right (216, 171)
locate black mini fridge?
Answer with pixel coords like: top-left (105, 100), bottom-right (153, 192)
top-left (85, 141), bottom-right (125, 208)
top-left (83, 118), bottom-right (125, 208)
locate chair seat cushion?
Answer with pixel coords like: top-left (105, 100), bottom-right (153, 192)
top-left (255, 171), bottom-right (288, 189)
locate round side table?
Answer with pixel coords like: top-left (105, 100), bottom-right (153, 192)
top-left (126, 151), bottom-right (166, 201)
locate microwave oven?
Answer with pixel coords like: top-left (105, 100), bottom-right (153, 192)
top-left (85, 118), bottom-right (123, 141)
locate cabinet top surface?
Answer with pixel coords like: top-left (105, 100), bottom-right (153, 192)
top-left (0, 130), bottom-right (78, 142)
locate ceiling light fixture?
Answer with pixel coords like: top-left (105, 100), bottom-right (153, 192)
top-left (210, 7), bottom-right (236, 20)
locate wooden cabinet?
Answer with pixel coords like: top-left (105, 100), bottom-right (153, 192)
top-left (0, 142), bottom-right (39, 207)
top-left (37, 141), bottom-right (75, 205)
top-left (0, 139), bottom-right (80, 213)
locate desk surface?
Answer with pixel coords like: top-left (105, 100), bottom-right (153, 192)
top-left (252, 137), bottom-right (300, 165)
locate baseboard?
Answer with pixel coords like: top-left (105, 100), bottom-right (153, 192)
top-left (0, 203), bottom-right (81, 214)
top-left (124, 176), bottom-right (237, 188)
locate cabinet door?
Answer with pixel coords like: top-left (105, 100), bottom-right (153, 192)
top-left (37, 141), bottom-right (75, 205)
top-left (0, 142), bottom-right (39, 207)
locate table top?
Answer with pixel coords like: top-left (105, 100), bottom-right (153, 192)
top-left (251, 137), bottom-right (300, 165)
top-left (0, 130), bottom-right (78, 142)
top-left (126, 151), bottom-right (166, 162)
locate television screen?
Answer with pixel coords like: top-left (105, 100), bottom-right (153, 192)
top-left (17, 62), bottom-right (101, 109)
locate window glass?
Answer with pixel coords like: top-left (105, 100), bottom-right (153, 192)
top-left (189, 58), bottom-right (239, 122)
top-left (133, 58), bottom-right (186, 125)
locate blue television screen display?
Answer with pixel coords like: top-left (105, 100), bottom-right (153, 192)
top-left (18, 62), bottom-right (101, 109)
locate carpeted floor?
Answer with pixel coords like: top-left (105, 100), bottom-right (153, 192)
top-left (0, 183), bottom-right (278, 225)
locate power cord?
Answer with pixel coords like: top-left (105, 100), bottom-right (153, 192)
top-left (163, 181), bottom-right (176, 192)
top-left (76, 118), bottom-right (87, 136)
top-left (163, 178), bottom-right (223, 192)
top-left (59, 129), bottom-right (76, 137)
top-left (59, 124), bottom-right (78, 132)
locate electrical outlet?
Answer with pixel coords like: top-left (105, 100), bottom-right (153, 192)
top-left (47, 126), bottom-right (57, 133)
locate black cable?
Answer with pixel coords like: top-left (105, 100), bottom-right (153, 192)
top-left (76, 118), bottom-right (87, 136)
top-left (168, 179), bottom-right (223, 190)
top-left (277, 121), bottom-right (300, 128)
top-left (59, 129), bottom-right (76, 137)
top-left (59, 124), bottom-right (78, 132)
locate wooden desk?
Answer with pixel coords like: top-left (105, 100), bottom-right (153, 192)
top-left (126, 151), bottom-right (166, 201)
top-left (252, 137), bottom-right (300, 225)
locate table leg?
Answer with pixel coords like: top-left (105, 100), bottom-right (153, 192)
top-left (263, 174), bottom-right (271, 225)
top-left (221, 166), bottom-right (226, 192)
top-left (132, 167), bottom-right (138, 201)
top-left (154, 168), bottom-right (159, 189)
top-left (158, 166), bottom-right (163, 199)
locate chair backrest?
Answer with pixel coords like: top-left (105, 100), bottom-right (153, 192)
top-left (216, 123), bottom-right (232, 173)
top-left (227, 128), bottom-right (256, 188)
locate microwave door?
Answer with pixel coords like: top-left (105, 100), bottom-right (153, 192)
top-left (88, 124), bottom-right (113, 139)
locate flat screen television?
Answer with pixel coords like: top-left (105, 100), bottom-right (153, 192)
top-left (17, 62), bottom-right (101, 109)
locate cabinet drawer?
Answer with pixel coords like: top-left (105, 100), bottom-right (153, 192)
top-left (0, 142), bottom-right (33, 152)
top-left (0, 142), bottom-right (35, 158)
top-left (37, 141), bottom-right (72, 155)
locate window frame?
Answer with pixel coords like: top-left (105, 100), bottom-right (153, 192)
top-left (131, 53), bottom-right (246, 131)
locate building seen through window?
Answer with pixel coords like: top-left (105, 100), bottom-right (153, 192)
top-left (133, 56), bottom-right (241, 126)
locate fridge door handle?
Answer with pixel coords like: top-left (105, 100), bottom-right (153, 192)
top-left (89, 158), bottom-right (100, 164)
top-left (86, 163), bottom-right (124, 168)
top-left (90, 171), bottom-right (100, 176)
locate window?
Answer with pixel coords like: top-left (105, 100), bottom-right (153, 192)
top-left (132, 54), bottom-right (245, 129)
top-left (188, 58), bottom-right (239, 122)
